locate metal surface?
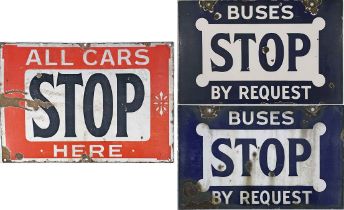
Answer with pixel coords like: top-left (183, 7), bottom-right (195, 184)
top-left (0, 43), bottom-right (173, 162)
top-left (178, 0), bottom-right (343, 104)
top-left (178, 105), bottom-right (344, 209)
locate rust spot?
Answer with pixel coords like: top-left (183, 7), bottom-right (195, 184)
top-left (211, 197), bottom-right (222, 206)
top-left (2, 146), bottom-right (11, 162)
top-left (0, 90), bottom-right (53, 111)
top-left (199, 106), bottom-right (220, 119)
top-left (184, 201), bottom-right (217, 209)
top-left (15, 153), bottom-right (24, 160)
top-left (269, 171), bottom-right (275, 177)
top-left (195, 181), bottom-right (203, 192)
top-left (302, 119), bottom-right (309, 127)
top-left (183, 182), bottom-right (200, 197)
top-left (218, 164), bottom-right (224, 170)
top-left (79, 154), bottom-right (93, 163)
top-left (329, 82), bottom-right (335, 89)
top-left (214, 12), bottom-right (222, 20)
top-left (181, 180), bottom-right (217, 208)
top-left (302, 0), bottom-right (322, 15)
top-left (305, 106), bottom-right (321, 116)
top-left (142, 43), bottom-right (151, 47)
top-left (245, 160), bottom-right (252, 173)
top-left (36, 73), bottom-right (42, 79)
top-left (199, 0), bottom-right (218, 13)
top-left (262, 46), bottom-right (269, 54)
top-left (252, 152), bottom-right (257, 158)
top-left (78, 43), bottom-right (91, 49)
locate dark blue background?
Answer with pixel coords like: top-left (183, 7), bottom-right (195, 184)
top-left (178, 0), bottom-right (343, 104)
top-left (178, 105), bottom-right (343, 208)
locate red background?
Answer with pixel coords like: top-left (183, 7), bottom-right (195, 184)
top-left (2, 44), bottom-right (172, 161)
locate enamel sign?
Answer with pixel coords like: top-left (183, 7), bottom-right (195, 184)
top-left (0, 43), bottom-right (173, 162)
top-left (179, 105), bottom-right (343, 209)
top-left (178, 0), bottom-right (343, 104)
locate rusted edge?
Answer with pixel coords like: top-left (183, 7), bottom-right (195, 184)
top-left (0, 46), bottom-right (3, 163)
top-left (199, 0), bottom-right (323, 16)
top-left (167, 42), bottom-right (174, 162)
top-left (2, 146), bottom-right (11, 162)
top-left (78, 43), bottom-right (91, 49)
top-left (79, 154), bottom-right (94, 163)
top-left (15, 153), bottom-right (24, 160)
top-left (181, 180), bottom-right (218, 208)
top-left (7, 42), bottom-right (173, 49)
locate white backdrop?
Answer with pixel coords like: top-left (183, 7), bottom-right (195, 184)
top-left (0, 0), bottom-right (177, 209)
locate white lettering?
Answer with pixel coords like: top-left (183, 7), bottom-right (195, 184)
top-left (109, 145), bottom-right (122, 157)
top-left (53, 144), bottom-right (67, 157)
top-left (135, 49), bottom-right (150, 65)
top-left (83, 49), bottom-right (97, 65)
top-left (26, 49), bottom-right (42, 65)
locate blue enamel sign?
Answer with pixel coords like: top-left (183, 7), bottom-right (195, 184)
top-left (179, 105), bottom-right (343, 209)
top-left (178, 0), bottom-right (343, 104)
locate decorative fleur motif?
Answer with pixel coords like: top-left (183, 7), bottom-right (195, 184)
top-left (153, 91), bottom-right (168, 116)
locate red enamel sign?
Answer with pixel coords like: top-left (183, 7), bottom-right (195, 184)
top-left (0, 43), bottom-right (173, 162)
